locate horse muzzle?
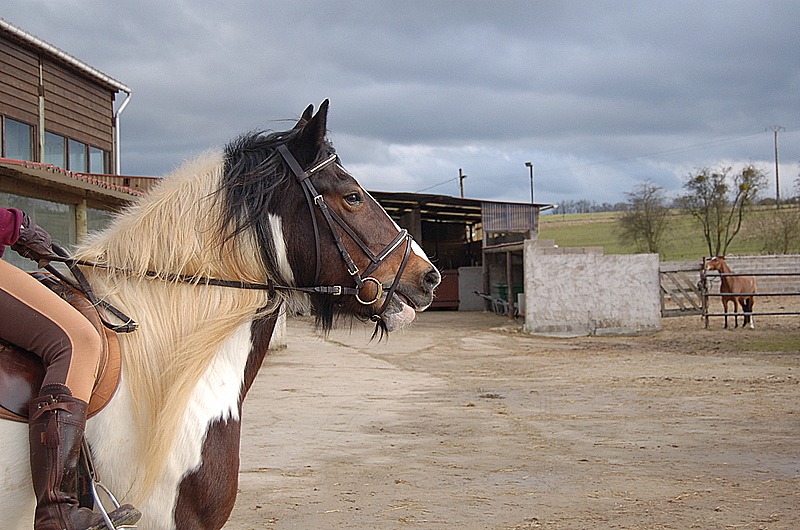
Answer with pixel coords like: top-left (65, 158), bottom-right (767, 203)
top-left (374, 266), bottom-right (440, 331)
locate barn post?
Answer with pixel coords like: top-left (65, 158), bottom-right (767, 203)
top-left (506, 249), bottom-right (514, 319)
top-left (75, 198), bottom-right (88, 244)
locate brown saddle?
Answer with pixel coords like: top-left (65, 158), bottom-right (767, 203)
top-left (0, 273), bottom-right (122, 423)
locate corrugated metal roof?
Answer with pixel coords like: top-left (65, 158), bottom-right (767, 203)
top-left (369, 190), bottom-right (548, 226)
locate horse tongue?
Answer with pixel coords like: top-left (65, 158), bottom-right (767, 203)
top-left (384, 298), bottom-right (416, 332)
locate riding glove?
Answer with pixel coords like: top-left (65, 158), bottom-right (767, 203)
top-left (11, 212), bottom-right (55, 267)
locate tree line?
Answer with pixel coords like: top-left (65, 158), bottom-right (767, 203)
top-left (617, 165), bottom-right (800, 257)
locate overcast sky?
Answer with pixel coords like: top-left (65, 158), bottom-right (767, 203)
top-left (4, 1), bottom-right (799, 207)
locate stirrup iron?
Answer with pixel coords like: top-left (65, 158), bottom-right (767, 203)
top-left (82, 439), bottom-right (138, 529)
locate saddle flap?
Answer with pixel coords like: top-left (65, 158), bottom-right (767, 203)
top-left (0, 341), bottom-right (44, 418)
top-left (0, 273), bottom-right (122, 423)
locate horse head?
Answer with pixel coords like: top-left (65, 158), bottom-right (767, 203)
top-left (221, 100), bottom-right (440, 333)
top-left (705, 256), bottom-right (727, 272)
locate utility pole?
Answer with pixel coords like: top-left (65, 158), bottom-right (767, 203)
top-left (768, 125), bottom-right (785, 207)
top-left (459, 168), bottom-right (467, 198)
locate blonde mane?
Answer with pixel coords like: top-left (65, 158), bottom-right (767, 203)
top-left (75, 151), bottom-right (279, 500)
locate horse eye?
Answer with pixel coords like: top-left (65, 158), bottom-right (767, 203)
top-left (344, 192), bottom-right (363, 206)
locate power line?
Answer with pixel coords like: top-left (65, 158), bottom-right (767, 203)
top-left (411, 128), bottom-right (799, 196)
top-left (539, 131), bottom-right (767, 176)
top-left (415, 176), bottom-right (458, 193)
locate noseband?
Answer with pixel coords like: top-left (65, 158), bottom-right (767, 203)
top-left (276, 144), bottom-right (413, 320)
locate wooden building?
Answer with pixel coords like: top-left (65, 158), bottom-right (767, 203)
top-left (0, 18), bottom-right (155, 266)
top-left (371, 191), bottom-right (547, 314)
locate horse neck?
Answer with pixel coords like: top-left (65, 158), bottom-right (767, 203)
top-left (714, 260), bottom-right (736, 290)
top-left (73, 152), bottom-right (279, 500)
top-left (77, 152), bottom-right (269, 286)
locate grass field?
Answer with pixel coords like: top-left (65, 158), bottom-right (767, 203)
top-left (538, 205), bottom-right (799, 261)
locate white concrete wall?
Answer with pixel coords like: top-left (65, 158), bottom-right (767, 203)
top-left (524, 241), bottom-right (661, 336)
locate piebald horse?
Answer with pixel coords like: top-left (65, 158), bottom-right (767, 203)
top-left (0, 101), bottom-right (440, 529)
top-left (705, 256), bottom-right (756, 329)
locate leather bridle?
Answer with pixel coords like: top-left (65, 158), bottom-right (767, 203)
top-left (276, 144), bottom-right (413, 321)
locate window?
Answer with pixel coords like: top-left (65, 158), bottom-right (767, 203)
top-left (88, 207), bottom-right (113, 232)
top-left (4, 118), bottom-right (33, 161)
top-left (44, 131), bottom-right (66, 167)
top-left (89, 146), bottom-right (107, 173)
top-left (69, 139), bottom-right (87, 173)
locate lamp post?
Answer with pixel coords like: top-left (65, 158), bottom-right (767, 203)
top-left (525, 162), bottom-right (534, 204)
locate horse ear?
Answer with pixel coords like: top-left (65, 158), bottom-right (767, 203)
top-left (293, 104), bottom-right (314, 130)
top-left (294, 100), bottom-right (329, 157)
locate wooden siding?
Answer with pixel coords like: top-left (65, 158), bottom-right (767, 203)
top-left (1, 33), bottom-right (116, 154)
top-left (42, 60), bottom-right (114, 152)
top-left (0, 38), bottom-right (39, 124)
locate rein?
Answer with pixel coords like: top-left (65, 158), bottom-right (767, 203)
top-left (43, 141), bottom-right (413, 333)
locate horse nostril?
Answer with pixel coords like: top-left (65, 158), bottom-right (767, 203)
top-left (422, 268), bottom-right (441, 292)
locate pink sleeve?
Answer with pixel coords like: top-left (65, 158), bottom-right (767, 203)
top-left (0, 207), bottom-right (23, 257)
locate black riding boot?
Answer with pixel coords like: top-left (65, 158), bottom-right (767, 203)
top-left (29, 384), bottom-right (141, 530)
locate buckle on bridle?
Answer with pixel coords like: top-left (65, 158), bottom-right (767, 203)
top-left (355, 277), bottom-right (383, 305)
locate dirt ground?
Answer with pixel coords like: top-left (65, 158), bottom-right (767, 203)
top-left (223, 298), bottom-right (799, 530)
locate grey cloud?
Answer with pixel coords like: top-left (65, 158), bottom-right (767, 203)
top-left (3, 0), bottom-right (799, 204)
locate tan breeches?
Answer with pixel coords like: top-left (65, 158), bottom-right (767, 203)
top-left (0, 259), bottom-right (101, 402)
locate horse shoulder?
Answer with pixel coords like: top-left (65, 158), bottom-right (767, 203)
top-left (172, 313), bottom-right (278, 530)
top-left (174, 417), bottom-right (241, 529)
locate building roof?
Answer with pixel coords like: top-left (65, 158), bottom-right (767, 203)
top-left (369, 190), bottom-right (550, 225)
top-left (0, 18), bottom-right (130, 94)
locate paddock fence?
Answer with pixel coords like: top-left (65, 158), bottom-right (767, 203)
top-left (661, 255), bottom-right (800, 325)
top-left (659, 261), bottom-right (704, 317)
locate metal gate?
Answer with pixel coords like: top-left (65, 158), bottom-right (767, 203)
top-left (660, 262), bottom-right (704, 317)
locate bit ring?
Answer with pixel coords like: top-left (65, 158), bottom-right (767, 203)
top-left (356, 277), bottom-right (383, 305)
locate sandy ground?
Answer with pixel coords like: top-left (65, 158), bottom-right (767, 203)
top-left (223, 300), bottom-right (799, 529)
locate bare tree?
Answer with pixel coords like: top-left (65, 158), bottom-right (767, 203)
top-left (678, 165), bottom-right (766, 257)
top-left (617, 181), bottom-right (670, 254)
top-left (747, 206), bottom-right (800, 254)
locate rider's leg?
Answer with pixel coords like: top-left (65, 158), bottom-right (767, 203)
top-left (0, 259), bottom-right (140, 529)
top-left (0, 259), bottom-right (100, 402)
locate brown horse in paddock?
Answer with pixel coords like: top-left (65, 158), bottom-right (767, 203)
top-left (705, 256), bottom-right (757, 329)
